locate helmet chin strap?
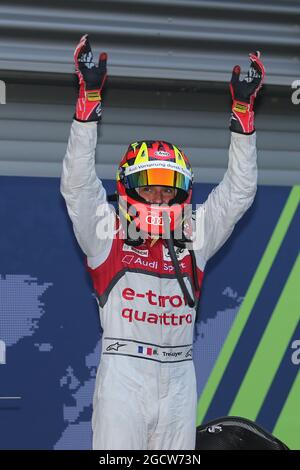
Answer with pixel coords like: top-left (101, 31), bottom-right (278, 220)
top-left (150, 236), bottom-right (159, 246)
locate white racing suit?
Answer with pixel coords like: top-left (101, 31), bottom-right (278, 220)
top-left (61, 120), bottom-right (257, 450)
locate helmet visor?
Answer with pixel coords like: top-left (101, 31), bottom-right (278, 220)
top-left (122, 162), bottom-right (192, 192)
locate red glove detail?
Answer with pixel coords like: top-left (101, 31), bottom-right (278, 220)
top-left (230, 51), bottom-right (265, 134)
top-left (74, 34), bottom-right (107, 122)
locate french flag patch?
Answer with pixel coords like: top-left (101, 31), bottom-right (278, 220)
top-left (138, 346), bottom-right (153, 356)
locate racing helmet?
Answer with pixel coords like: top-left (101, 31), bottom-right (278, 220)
top-left (195, 416), bottom-right (289, 450)
top-left (116, 140), bottom-right (193, 237)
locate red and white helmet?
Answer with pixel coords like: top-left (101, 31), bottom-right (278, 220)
top-left (116, 140), bottom-right (193, 237)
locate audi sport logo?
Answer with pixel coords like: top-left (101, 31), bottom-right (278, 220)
top-left (122, 255), bottom-right (135, 264)
top-left (145, 214), bottom-right (171, 226)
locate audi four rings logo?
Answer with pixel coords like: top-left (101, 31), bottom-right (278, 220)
top-left (145, 214), bottom-right (171, 226)
top-left (146, 215), bottom-right (163, 226)
top-left (146, 214), bottom-right (171, 225)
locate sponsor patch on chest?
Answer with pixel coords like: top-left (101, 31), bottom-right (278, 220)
top-left (122, 254), bottom-right (158, 269)
top-left (162, 244), bottom-right (189, 262)
top-left (122, 243), bottom-right (149, 257)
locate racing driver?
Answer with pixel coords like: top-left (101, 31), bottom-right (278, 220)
top-left (60, 34), bottom-right (265, 450)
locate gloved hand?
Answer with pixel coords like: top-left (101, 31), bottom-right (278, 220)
top-left (74, 34), bottom-right (107, 122)
top-left (230, 51), bottom-right (265, 135)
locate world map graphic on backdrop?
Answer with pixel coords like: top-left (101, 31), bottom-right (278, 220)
top-left (0, 273), bottom-right (240, 449)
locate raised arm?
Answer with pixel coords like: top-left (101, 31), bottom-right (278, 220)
top-left (196, 52), bottom-right (265, 263)
top-left (60, 35), bottom-right (115, 268)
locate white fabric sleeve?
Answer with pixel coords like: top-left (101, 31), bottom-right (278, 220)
top-left (60, 120), bottom-right (115, 267)
top-left (194, 131), bottom-right (257, 264)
